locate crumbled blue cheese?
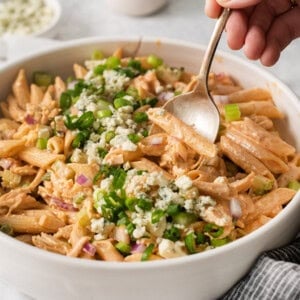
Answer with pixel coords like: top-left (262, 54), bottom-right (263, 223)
top-left (0, 0), bottom-right (54, 37)
top-left (75, 90), bottom-right (99, 112)
top-left (70, 148), bottom-right (87, 163)
top-left (131, 210), bottom-right (149, 239)
top-left (155, 186), bottom-right (184, 210)
top-left (110, 134), bottom-right (137, 151)
top-left (91, 217), bottom-right (115, 241)
top-left (157, 239), bottom-right (186, 258)
top-left (146, 172), bottom-right (169, 187)
top-left (175, 175), bottom-right (193, 190)
top-left (103, 70), bottom-right (130, 96)
top-left (184, 195), bottom-right (216, 216)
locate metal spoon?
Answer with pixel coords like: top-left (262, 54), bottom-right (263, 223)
top-left (163, 8), bottom-right (231, 142)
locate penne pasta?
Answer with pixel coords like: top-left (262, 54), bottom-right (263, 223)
top-left (18, 147), bottom-right (65, 169)
top-left (0, 48), bottom-right (298, 263)
top-left (147, 107), bottom-right (217, 157)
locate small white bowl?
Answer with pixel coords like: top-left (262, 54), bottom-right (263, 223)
top-left (0, 0), bottom-right (61, 39)
top-left (31, 0), bottom-right (62, 38)
top-left (107, 0), bottom-right (168, 16)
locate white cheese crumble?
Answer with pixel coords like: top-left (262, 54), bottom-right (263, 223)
top-left (91, 217), bottom-right (115, 241)
top-left (110, 134), bottom-right (137, 151)
top-left (0, 0), bottom-right (54, 37)
top-left (157, 239), bottom-right (186, 259)
top-left (175, 175), bottom-right (193, 190)
top-left (103, 70), bottom-right (129, 96)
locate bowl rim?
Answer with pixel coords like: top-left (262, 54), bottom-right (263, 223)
top-left (0, 36), bottom-right (299, 270)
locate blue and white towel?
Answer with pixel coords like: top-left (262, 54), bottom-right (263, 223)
top-left (222, 236), bottom-right (300, 299)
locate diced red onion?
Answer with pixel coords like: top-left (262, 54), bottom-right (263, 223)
top-left (158, 91), bottom-right (174, 102)
top-left (230, 198), bottom-right (242, 219)
top-left (0, 158), bottom-right (12, 170)
top-left (216, 72), bottom-right (226, 80)
top-left (131, 243), bottom-right (146, 254)
top-left (25, 115), bottom-right (36, 125)
top-left (50, 197), bottom-right (78, 212)
top-left (149, 136), bottom-right (163, 145)
top-left (83, 242), bottom-right (96, 256)
top-left (212, 95), bottom-right (230, 105)
top-left (76, 174), bottom-right (90, 186)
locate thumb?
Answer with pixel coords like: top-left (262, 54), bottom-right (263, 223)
top-left (216, 0), bottom-right (263, 9)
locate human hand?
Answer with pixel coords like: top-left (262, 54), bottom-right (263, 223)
top-left (205, 0), bottom-right (300, 66)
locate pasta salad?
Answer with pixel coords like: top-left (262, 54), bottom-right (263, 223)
top-left (0, 48), bottom-right (299, 262)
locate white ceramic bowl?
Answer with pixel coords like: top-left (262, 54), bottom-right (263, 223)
top-left (28, 0), bottom-right (62, 38)
top-left (107, 0), bottom-right (168, 16)
top-left (0, 37), bottom-right (299, 300)
top-left (0, 0), bottom-right (61, 39)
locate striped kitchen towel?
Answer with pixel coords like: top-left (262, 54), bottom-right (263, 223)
top-left (222, 236), bottom-right (300, 300)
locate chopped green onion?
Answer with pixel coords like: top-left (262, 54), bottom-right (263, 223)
top-left (126, 86), bottom-right (139, 99)
top-left (72, 130), bottom-right (90, 148)
top-left (76, 111), bottom-right (95, 130)
top-left (173, 212), bottom-right (197, 226)
top-left (115, 242), bottom-right (131, 255)
top-left (127, 133), bottom-right (140, 144)
top-left (151, 209), bottom-right (165, 224)
top-left (97, 147), bottom-right (108, 159)
top-left (73, 193), bottom-right (86, 205)
top-left (141, 243), bottom-right (155, 261)
top-left (141, 129), bottom-right (148, 137)
top-left (137, 198), bottom-right (152, 211)
top-left (126, 222), bottom-right (135, 236)
top-left (288, 180), bottom-right (300, 191)
top-left (112, 168), bottom-right (127, 189)
top-left (36, 137), bottom-right (48, 149)
top-left (252, 175), bottom-right (273, 195)
top-left (117, 211), bottom-right (130, 225)
top-left (163, 226), bottom-right (181, 242)
top-left (97, 99), bottom-right (111, 110)
top-left (94, 64), bottom-right (106, 75)
top-left (91, 49), bottom-right (104, 60)
top-left (32, 71), bottom-right (53, 87)
top-left (210, 238), bottom-right (229, 247)
top-left (145, 97), bottom-right (158, 107)
top-left (203, 223), bottom-right (224, 238)
top-left (133, 112), bottom-right (148, 123)
top-left (195, 232), bottom-right (207, 245)
top-left (96, 109), bottom-right (112, 119)
top-left (147, 54), bottom-right (163, 68)
top-left (0, 224), bottom-right (13, 236)
top-left (125, 197), bottom-right (138, 211)
top-left (106, 56), bottom-right (121, 69)
top-left (166, 204), bottom-right (181, 216)
top-left (127, 59), bottom-right (143, 71)
top-left (60, 92), bottom-right (72, 111)
top-left (184, 232), bottom-right (196, 254)
top-left (114, 97), bottom-right (132, 109)
top-left (224, 103), bottom-right (241, 122)
top-left (105, 131), bottom-right (115, 143)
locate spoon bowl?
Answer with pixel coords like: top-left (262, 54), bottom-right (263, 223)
top-left (163, 8), bottom-right (231, 142)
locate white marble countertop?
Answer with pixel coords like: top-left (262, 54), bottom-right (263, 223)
top-left (0, 0), bottom-right (299, 299)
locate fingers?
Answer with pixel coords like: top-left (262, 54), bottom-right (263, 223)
top-left (205, 0), bottom-right (222, 18)
top-left (260, 7), bottom-right (300, 66)
top-left (225, 10), bottom-right (248, 50)
top-left (216, 0), bottom-right (263, 9)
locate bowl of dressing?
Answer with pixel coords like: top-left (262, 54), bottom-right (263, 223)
top-left (0, 0), bottom-right (61, 38)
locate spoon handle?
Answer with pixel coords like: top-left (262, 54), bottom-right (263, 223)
top-left (196, 8), bottom-right (231, 94)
